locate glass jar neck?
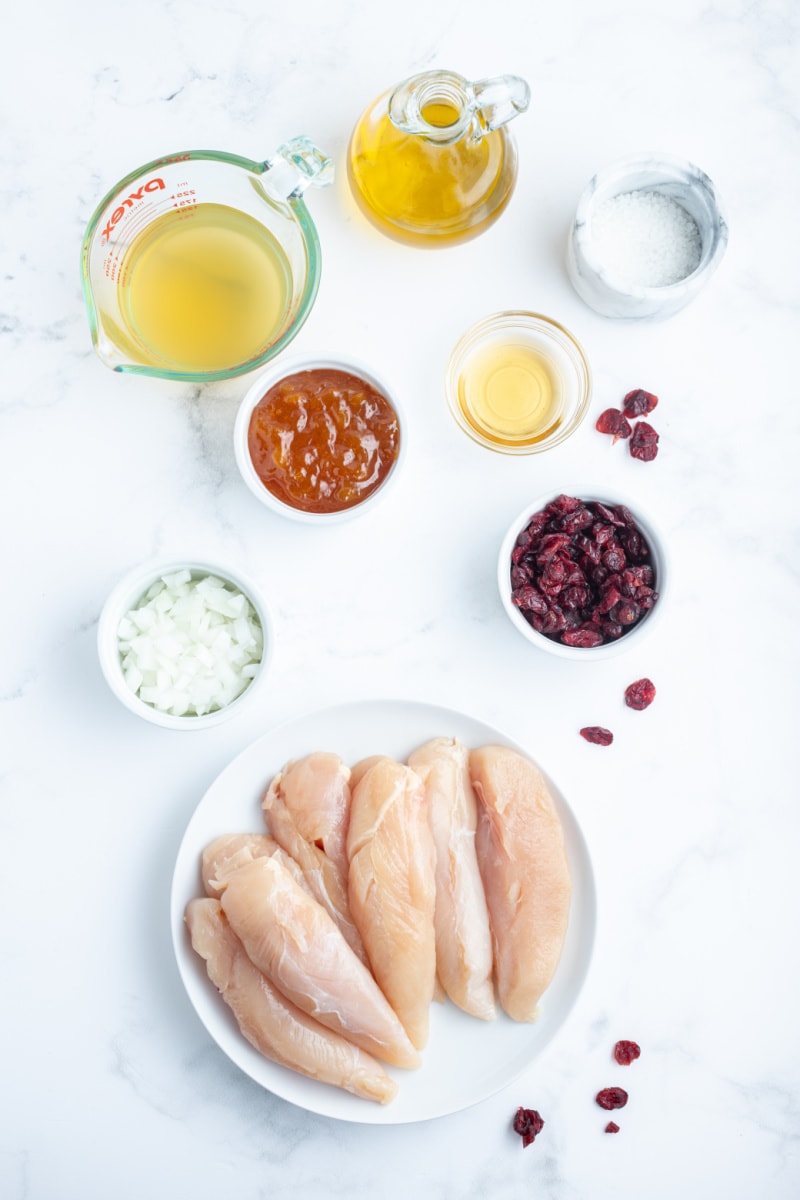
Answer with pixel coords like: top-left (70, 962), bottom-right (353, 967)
top-left (389, 72), bottom-right (476, 145)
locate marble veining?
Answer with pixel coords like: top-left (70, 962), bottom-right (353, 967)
top-left (2, 0), bottom-right (799, 1197)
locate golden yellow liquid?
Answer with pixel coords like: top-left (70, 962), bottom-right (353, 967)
top-left (347, 95), bottom-right (514, 246)
top-left (118, 203), bottom-right (292, 372)
top-left (457, 340), bottom-right (564, 447)
top-left (422, 100), bottom-right (461, 127)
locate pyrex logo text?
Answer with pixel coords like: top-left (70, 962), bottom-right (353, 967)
top-left (101, 177), bottom-right (165, 242)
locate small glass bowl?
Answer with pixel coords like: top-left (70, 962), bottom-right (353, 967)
top-left (446, 311), bottom-right (591, 455)
top-left (97, 558), bottom-right (273, 729)
top-left (234, 353), bottom-right (406, 524)
top-left (566, 153), bottom-right (729, 320)
top-left (497, 489), bottom-right (669, 660)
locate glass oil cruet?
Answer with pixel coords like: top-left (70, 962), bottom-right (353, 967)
top-left (347, 70), bottom-right (530, 247)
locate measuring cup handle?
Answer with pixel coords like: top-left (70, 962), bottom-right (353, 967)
top-left (263, 136), bottom-right (334, 199)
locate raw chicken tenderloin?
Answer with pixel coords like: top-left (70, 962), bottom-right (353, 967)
top-left (185, 899), bottom-right (397, 1104)
top-left (349, 755), bottom-right (384, 791)
top-left (263, 754), bottom-right (367, 964)
top-left (407, 738), bottom-right (495, 1020)
top-left (469, 745), bottom-right (572, 1022)
top-left (268, 753), bottom-right (351, 875)
top-left (220, 854), bottom-right (420, 1069)
top-left (201, 833), bottom-right (305, 895)
top-left (347, 757), bottom-right (437, 1051)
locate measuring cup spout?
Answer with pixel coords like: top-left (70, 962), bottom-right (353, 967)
top-left (262, 136), bottom-right (334, 199)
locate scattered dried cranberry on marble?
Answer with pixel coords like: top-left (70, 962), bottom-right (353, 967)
top-left (595, 408), bottom-right (632, 442)
top-left (614, 1040), bottom-right (642, 1065)
top-left (580, 726), bottom-right (614, 746)
top-left (629, 421), bottom-right (660, 462)
top-left (513, 1107), bottom-right (545, 1148)
top-left (622, 388), bottom-right (659, 418)
top-left (605, 1121), bottom-right (621, 1134)
top-left (595, 389), bottom-right (660, 462)
top-left (624, 679), bottom-right (656, 711)
top-left (596, 1087), bottom-right (628, 1111)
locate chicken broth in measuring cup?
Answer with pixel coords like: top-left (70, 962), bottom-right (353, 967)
top-left (118, 204), bottom-right (292, 373)
top-left (80, 141), bottom-right (333, 381)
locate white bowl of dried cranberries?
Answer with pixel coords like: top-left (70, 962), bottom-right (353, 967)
top-left (498, 490), bottom-right (668, 659)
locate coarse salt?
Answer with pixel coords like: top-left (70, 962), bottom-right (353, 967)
top-left (591, 190), bottom-right (702, 288)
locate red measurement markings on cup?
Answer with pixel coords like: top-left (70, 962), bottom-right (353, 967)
top-left (100, 177), bottom-right (166, 243)
top-left (171, 182), bottom-right (197, 211)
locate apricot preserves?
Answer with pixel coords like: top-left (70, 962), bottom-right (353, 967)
top-left (248, 368), bottom-right (400, 514)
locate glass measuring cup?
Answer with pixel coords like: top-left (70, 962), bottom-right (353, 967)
top-left (80, 137), bottom-right (333, 382)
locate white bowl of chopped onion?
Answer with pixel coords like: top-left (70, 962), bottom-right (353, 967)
top-left (97, 559), bottom-right (273, 729)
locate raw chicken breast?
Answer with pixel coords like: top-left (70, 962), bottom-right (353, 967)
top-left (220, 854), bottom-right (419, 1069)
top-left (201, 833), bottom-right (303, 895)
top-left (263, 754), bottom-right (367, 963)
top-left (349, 755), bottom-right (385, 790)
top-left (266, 753), bottom-right (351, 874)
top-left (469, 745), bottom-right (572, 1022)
top-left (347, 757), bottom-right (437, 1050)
top-left (185, 898), bottom-right (397, 1104)
top-left (407, 738), bottom-right (495, 1020)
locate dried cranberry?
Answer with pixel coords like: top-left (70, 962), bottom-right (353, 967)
top-left (605, 1121), bottom-right (621, 1134)
top-left (614, 1040), bottom-right (642, 1065)
top-left (513, 1107), bottom-right (544, 1148)
top-left (602, 545), bottom-right (626, 573)
top-left (580, 726), bottom-right (613, 746)
top-left (612, 600), bottom-right (640, 626)
top-left (541, 605), bottom-right (567, 635)
top-left (540, 558), bottom-right (568, 595)
top-left (596, 1087), bottom-right (628, 1110)
top-left (624, 679), bottom-right (656, 711)
top-left (623, 529), bottom-right (644, 559)
top-left (630, 421), bottom-right (659, 462)
top-left (564, 562), bottom-right (588, 588)
top-left (595, 408), bottom-right (632, 442)
top-left (594, 501), bottom-right (621, 525)
top-left (622, 566), bottom-right (648, 592)
top-left (512, 586), bottom-right (547, 615)
top-left (622, 388), bottom-right (659, 418)
top-left (536, 532), bottom-right (571, 563)
top-left (561, 584), bottom-right (592, 610)
top-left (562, 505), bottom-right (595, 534)
top-left (598, 582), bottom-right (622, 614)
top-left (564, 628), bottom-right (604, 648)
top-left (552, 493), bottom-right (582, 513)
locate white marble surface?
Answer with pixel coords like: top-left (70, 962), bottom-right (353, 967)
top-left (2, 1), bottom-right (799, 1196)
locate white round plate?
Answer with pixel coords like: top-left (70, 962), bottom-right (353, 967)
top-left (170, 699), bottom-right (596, 1124)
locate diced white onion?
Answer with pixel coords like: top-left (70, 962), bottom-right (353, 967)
top-left (117, 572), bottom-right (264, 717)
